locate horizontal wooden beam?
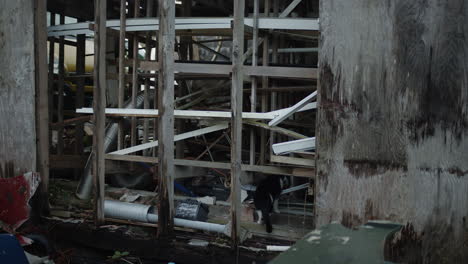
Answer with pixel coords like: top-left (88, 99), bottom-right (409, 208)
top-left (270, 155), bottom-right (315, 167)
top-left (76, 108), bottom-right (278, 120)
top-left (105, 155), bottom-right (315, 178)
top-left (139, 61), bottom-right (317, 79)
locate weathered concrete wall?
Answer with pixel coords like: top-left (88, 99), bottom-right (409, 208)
top-left (317, 0), bottom-right (468, 262)
top-left (0, 0), bottom-right (37, 175)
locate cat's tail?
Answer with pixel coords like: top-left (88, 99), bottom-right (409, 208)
top-left (262, 209), bottom-right (272, 233)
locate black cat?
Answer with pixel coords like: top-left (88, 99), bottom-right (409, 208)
top-left (253, 176), bottom-right (288, 233)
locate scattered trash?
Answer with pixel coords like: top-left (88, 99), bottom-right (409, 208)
top-left (175, 200), bottom-right (209, 222)
top-left (0, 172), bottom-right (40, 245)
top-left (196, 196), bottom-right (216, 205)
top-left (119, 193), bottom-right (141, 203)
top-left (25, 251), bottom-right (54, 264)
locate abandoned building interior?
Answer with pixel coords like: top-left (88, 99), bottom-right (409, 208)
top-left (0, 0), bottom-right (467, 263)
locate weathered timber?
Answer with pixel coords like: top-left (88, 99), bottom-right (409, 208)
top-left (157, 0), bottom-right (176, 237)
top-left (93, 0), bottom-right (107, 224)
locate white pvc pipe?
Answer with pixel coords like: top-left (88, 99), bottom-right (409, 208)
top-left (147, 214), bottom-right (227, 234)
top-left (266, 245), bottom-right (290, 252)
top-left (104, 200), bottom-right (228, 235)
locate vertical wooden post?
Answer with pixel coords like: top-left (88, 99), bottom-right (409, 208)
top-left (152, 0), bottom-right (159, 158)
top-left (93, 0), bottom-right (107, 225)
top-left (249, 0), bottom-right (259, 166)
top-left (260, 0), bottom-right (270, 165)
top-left (231, 0), bottom-right (245, 247)
top-left (157, 0), bottom-right (176, 237)
top-left (48, 14), bottom-right (55, 128)
top-left (57, 15), bottom-right (65, 155)
top-left (34, 0), bottom-right (49, 214)
top-left (270, 0), bottom-right (279, 147)
top-left (118, 0), bottom-right (127, 150)
top-left (143, 0), bottom-right (153, 155)
top-left (75, 20), bottom-right (86, 170)
top-left (131, 0), bottom-right (140, 150)
top-left (175, 0), bottom-right (192, 159)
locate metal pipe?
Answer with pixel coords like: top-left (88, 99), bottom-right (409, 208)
top-left (105, 199), bottom-right (152, 222)
top-left (104, 200), bottom-right (228, 235)
top-left (76, 92), bottom-right (149, 199)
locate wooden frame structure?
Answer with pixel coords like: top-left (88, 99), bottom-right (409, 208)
top-left (41, 0), bottom-right (319, 248)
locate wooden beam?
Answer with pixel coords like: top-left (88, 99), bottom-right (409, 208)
top-left (260, 0), bottom-right (270, 166)
top-left (243, 120), bottom-right (307, 140)
top-left (231, 0), bottom-right (244, 248)
top-left (104, 155), bottom-right (315, 178)
top-left (270, 0), bottom-right (279, 149)
top-left (243, 85), bottom-right (317, 93)
top-left (50, 115), bottom-right (91, 129)
top-left (272, 137), bottom-right (315, 155)
top-left (34, 0), bottom-right (50, 215)
top-left (157, 0), bottom-right (176, 238)
top-left (249, 0), bottom-right (259, 166)
top-left (268, 91), bottom-right (317, 126)
top-left (279, 0), bottom-right (302, 18)
top-left (93, 0), bottom-right (107, 225)
top-left (57, 15), bottom-right (65, 155)
top-left (139, 61), bottom-right (318, 79)
top-left (117, 0), bottom-right (126, 150)
top-left (270, 155), bottom-right (314, 167)
top-left (109, 123), bottom-right (228, 155)
top-left (131, 0), bottom-right (140, 152)
top-left (48, 14), bottom-right (55, 131)
top-left (143, 0), bottom-right (154, 154)
top-left (75, 21), bottom-right (86, 159)
top-left (76, 108), bottom-right (278, 120)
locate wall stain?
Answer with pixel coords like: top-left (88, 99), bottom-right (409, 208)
top-left (341, 211), bottom-right (362, 229)
top-left (385, 223), bottom-right (423, 264)
top-left (419, 166), bottom-right (468, 178)
top-left (344, 159), bottom-right (408, 178)
top-left (395, 0), bottom-right (468, 143)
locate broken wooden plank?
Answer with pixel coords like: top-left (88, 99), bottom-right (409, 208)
top-left (109, 123), bottom-right (228, 155)
top-left (268, 91), bottom-right (317, 126)
top-left (243, 120), bottom-right (307, 140)
top-left (272, 137), bottom-right (316, 155)
top-left (279, 0), bottom-right (302, 18)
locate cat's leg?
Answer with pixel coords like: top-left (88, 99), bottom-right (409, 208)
top-left (256, 210), bottom-right (263, 224)
top-left (273, 199), bottom-right (280, 214)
